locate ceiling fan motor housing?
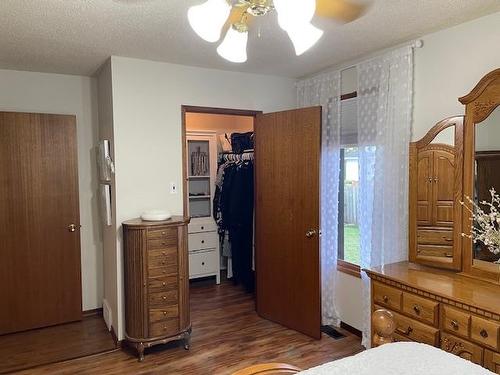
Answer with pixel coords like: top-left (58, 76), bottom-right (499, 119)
top-left (238, 0), bottom-right (274, 17)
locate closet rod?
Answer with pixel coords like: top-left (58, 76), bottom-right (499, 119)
top-left (220, 149), bottom-right (254, 155)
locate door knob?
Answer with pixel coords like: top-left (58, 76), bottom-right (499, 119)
top-left (67, 224), bottom-right (80, 232)
top-left (305, 229), bottom-right (317, 238)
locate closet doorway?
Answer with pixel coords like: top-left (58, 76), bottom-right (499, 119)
top-left (182, 106), bottom-right (259, 291)
top-left (181, 105), bottom-right (322, 340)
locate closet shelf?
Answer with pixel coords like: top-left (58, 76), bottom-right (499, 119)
top-left (188, 175), bottom-right (210, 179)
top-left (189, 195), bottom-right (210, 200)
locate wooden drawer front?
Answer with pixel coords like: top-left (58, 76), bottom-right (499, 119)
top-left (189, 249), bottom-right (218, 276)
top-left (393, 311), bottom-right (439, 346)
top-left (188, 232), bottom-right (218, 252)
top-left (485, 350), bottom-right (500, 374)
top-left (402, 292), bottom-right (438, 326)
top-left (148, 276), bottom-right (178, 294)
top-left (148, 238), bottom-right (177, 250)
top-left (417, 229), bottom-right (453, 245)
top-left (149, 306), bottom-right (179, 324)
top-left (188, 221), bottom-right (217, 234)
top-left (373, 282), bottom-right (402, 311)
top-left (442, 305), bottom-right (470, 338)
top-left (149, 318), bottom-right (179, 338)
top-left (471, 315), bottom-right (500, 350)
top-left (441, 332), bottom-right (483, 365)
top-left (148, 290), bottom-right (178, 307)
top-left (147, 227), bottom-right (177, 242)
top-left (149, 247), bottom-right (177, 265)
top-left (416, 244), bottom-right (453, 258)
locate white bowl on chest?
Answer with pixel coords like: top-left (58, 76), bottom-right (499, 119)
top-left (141, 210), bottom-right (172, 221)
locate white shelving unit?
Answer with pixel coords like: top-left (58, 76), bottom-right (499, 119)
top-left (186, 131), bottom-right (220, 284)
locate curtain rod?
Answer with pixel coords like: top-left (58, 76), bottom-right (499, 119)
top-left (298, 39), bottom-right (424, 81)
top-left (339, 39), bottom-right (423, 72)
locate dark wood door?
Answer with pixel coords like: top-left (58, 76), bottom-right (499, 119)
top-left (255, 107), bottom-right (321, 339)
top-left (0, 112), bottom-right (82, 335)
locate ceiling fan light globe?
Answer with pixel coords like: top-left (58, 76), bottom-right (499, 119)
top-left (217, 26), bottom-right (248, 63)
top-left (188, 0), bottom-right (231, 43)
top-left (274, 0), bottom-right (316, 31)
top-left (287, 22), bottom-right (324, 56)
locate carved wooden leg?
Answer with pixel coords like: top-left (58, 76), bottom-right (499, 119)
top-left (183, 332), bottom-right (191, 350)
top-left (137, 342), bottom-right (145, 362)
top-left (372, 309), bottom-right (396, 347)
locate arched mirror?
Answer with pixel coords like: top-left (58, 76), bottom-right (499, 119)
top-left (409, 116), bottom-right (464, 270)
top-left (459, 68), bottom-right (500, 283)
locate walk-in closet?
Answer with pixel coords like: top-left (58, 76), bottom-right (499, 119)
top-left (184, 108), bottom-right (256, 293)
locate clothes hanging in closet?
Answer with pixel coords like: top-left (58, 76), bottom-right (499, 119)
top-left (213, 155), bottom-right (254, 292)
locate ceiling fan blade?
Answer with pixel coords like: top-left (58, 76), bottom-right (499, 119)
top-left (316, 0), bottom-right (368, 23)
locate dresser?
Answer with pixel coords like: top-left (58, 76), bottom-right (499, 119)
top-left (123, 217), bottom-right (191, 361)
top-left (365, 262), bottom-right (500, 373)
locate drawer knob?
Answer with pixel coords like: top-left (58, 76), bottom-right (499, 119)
top-left (383, 295), bottom-right (389, 303)
top-left (451, 320), bottom-right (459, 330)
top-left (162, 282), bottom-right (166, 286)
top-left (163, 311), bottom-right (167, 316)
top-left (396, 326), bottom-right (413, 336)
top-left (162, 242), bottom-right (166, 245)
top-left (163, 296), bottom-right (167, 300)
top-left (202, 262), bottom-right (205, 266)
top-left (201, 240), bottom-right (205, 244)
top-left (480, 329), bottom-right (489, 338)
top-left (201, 226), bottom-right (204, 230)
top-left (413, 305), bottom-right (421, 315)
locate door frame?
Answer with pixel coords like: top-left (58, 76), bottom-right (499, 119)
top-left (181, 105), bottom-right (262, 217)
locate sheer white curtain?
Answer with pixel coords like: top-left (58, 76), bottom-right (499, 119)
top-left (357, 46), bottom-right (414, 347)
top-left (297, 71), bottom-right (341, 326)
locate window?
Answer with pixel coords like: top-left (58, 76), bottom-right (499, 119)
top-left (337, 94), bottom-right (361, 276)
top-left (338, 147), bottom-right (360, 265)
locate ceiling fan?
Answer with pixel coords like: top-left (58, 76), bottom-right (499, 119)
top-left (188, 0), bottom-right (367, 63)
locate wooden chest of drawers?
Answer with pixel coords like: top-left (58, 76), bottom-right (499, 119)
top-left (366, 262), bottom-right (500, 373)
top-left (123, 217), bottom-right (191, 361)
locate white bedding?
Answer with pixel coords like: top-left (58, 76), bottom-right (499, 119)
top-left (299, 342), bottom-right (494, 375)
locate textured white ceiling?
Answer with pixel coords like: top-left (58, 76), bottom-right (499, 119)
top-left (0, 0), bottom-right (499, 78)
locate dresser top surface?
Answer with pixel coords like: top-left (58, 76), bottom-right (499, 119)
top-left (122, 216), bottom-right (190, 228)
top-left (365, 261), bottom-right (500, 315)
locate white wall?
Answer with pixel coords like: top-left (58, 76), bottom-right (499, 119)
top-left (413, 11), bottom-right (500, 140)
top-left (0, 69), bottom-right (102, 311)
top-left (332, 11), bottom-right (500, 332)
top-left (109, 56), bottom-right (296, 339)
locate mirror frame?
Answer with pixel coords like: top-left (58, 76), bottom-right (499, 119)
top-left (459, 68), bottom-right (500, 283)
top-left (409, 116), bottom-right (464, 270)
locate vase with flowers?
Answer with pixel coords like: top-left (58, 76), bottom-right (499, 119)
top-left (461, 188), bottom-right (500, 263)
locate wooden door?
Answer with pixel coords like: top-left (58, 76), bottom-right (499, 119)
top-left (433, 149), bottom-right (455, 227)
top-left (0, 112), bottom-right (82, 335)
top-left (255, 107), bottom-right (321, 339)
top-left (416, 150), bottom-right (433, 226)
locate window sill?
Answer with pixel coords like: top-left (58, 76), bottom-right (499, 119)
top-left (337, 260), bottom-right (361, 278)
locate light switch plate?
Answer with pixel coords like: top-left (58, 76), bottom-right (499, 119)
top-left (170, 182), bottom-right (178, 194)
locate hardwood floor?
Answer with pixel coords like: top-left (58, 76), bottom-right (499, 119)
top-left (0, 315), bottom-right (116, 374)
top-left (15, 279), bottom-right (363, 374)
